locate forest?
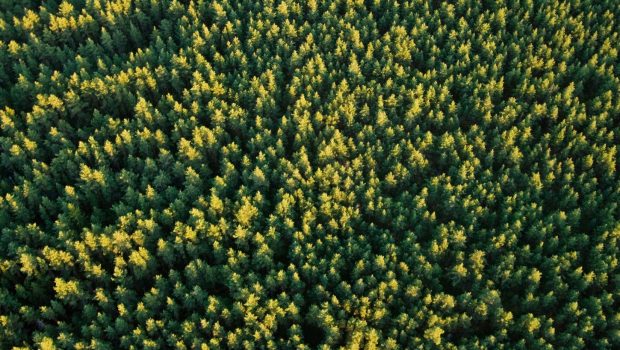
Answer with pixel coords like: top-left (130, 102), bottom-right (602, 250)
top-left (0, 0), bottom-right (619, 349)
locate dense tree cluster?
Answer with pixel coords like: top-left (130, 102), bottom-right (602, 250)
top-left (1, 0), bottom-right (619, 348)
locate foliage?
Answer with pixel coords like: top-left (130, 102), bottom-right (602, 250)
top-left (1, 0), bottom-right (619, 349)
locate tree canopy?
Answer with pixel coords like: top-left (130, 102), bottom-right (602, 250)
top-left (0, 0), bottom-right (619, 349)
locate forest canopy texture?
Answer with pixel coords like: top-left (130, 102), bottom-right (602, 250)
top-left (1, 0), bottom-right (619, 349)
